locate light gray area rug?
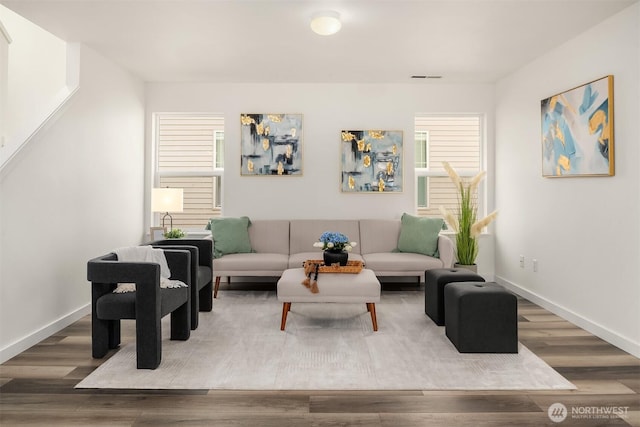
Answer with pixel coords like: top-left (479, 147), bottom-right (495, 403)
top-left (76, 290), bottom-right (575, 390)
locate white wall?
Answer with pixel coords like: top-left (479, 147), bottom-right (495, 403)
top-left (495, 4), bottom-right (640, 356)
top-left (0, 45), bottom-right (145, 362)
top-left (145, 82), bottom-right (497, 276)
top-left (0, 18), bottom-right (9, 161)
top-left (0, 5), bottom-right (70, 167)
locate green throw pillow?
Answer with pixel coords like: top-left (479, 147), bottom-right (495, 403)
top-left (396, 213), bottom-right (443, 257)
top-left (209, 216), bottom-right (252, 258)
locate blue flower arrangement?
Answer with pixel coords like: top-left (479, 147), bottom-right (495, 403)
top-left (313, 231), bottom-right (357, 252)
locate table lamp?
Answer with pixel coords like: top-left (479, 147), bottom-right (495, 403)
top-left (151, 187), bottom-right (183, 230)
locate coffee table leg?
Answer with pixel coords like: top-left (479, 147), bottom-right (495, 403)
top-left (280, 302), bottom-right (291, 331)
top-left (366, 303), bottom-right (378, 332)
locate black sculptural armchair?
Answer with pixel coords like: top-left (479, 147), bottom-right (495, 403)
top-left (148, 239), bottom-right (213, 330)
top-left (87, 249), bottom-right (191, 370)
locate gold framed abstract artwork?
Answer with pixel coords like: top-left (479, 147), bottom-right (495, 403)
top-left (341, 130), bottom-right (403, 192)
top-left (541, 75), bottom-right (614, 177)
top-left (240, 113), bottom-right (303, 176)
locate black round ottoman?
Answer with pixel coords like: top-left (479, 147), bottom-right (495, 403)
top-left (425, 268), bottom-right (485, 325)
top-left (444, 282), bottom-right (518, 353)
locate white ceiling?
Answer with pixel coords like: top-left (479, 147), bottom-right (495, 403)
top-left (1, 0), bottom-right (636, 83)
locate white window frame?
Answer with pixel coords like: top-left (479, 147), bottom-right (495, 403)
top-left (415, 130), bottom-right (430, 208)
top-left (214, 130), bottom-right (224, 171)
top-left (151, 113), bottom-right (224, 231)
top-left (415, 130), bottom-right (429, 169)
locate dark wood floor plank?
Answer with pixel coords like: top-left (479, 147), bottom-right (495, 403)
top-left (381, 412), bottom-right (632, 426)
top-left (556, 366), bottom-right (640, 381)
top-left (133, 412), bottom-right (382, 427)
top-left (620, 378), bottom-right (640, 393)
top-left (206, 389), bottom-right (423, 397)
top-left (309, 395), bottom-right (541, 413)
top-left (541, 355), bottom-right (640, 368)
top-left (518, 328), bottom-right (594, 338)
top-left (82, 393), bottom-right (310, 414)
top-left (0, 410), bottom-right (137, 426)
top-left (518, 321), bottom-right (581, 329)
top-left (530, 394), bottom-right (640, 410)
top-left (0, 378), bottom-right (84, 394)
top-left (0, 392), bottom-right (95, 412)
top-left (418, 380), bottom-right (636, 396)
top-left (521, 313), bottom-right (567, 322)
top-left (524, 344), bottom-right (632, 356)
top-left (0, 365), bottom-right (76, 379)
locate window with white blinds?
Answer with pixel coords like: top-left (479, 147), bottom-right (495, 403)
top-left (415, 115), bottom-right (482, 217)
top-left (154, 114), bottom-right (224, 230)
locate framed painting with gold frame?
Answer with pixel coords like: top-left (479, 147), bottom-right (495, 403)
top-left (341, 130), bottom-right (403, 192)
top-left (240, 113), bottom-right (303, 176)
top-left (541, 75), bottom-right (614, 177)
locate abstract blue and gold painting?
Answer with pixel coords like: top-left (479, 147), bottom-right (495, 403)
top-left (241, 113), bottom-right (302, 176)
top-left (541, 76), bottom-right (614, 177)
top-left (341, 130), bottom-right (403, 192)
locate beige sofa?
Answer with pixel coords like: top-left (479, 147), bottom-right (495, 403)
top-left (212, 219), bottom-right (454, 296)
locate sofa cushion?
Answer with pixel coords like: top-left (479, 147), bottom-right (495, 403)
top-left (397, 213), bottom-right (443, 257)
top-left (359, 219), bottom-right (402, 254)
top-left (96, 287), bottom-right (189, 320)
top-left (248, 220), bottom-right (290, 254)
top-left (213, 252), bottom-right (290, 273)
top-left (363, 252), bottom-right (444, 274)
top-left (209, 216), bottom-right (252, 258)
top-left (290, 220), bottom-right (361, 255)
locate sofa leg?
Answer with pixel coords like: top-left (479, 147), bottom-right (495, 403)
top-left (280, 302), bottom-right (291, 331)
top-left (214, 276), bottom-right (220, 298)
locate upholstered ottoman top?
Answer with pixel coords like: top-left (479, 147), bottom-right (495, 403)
top-left (445, 281), bottom-right (514, 300)
top-left (277, 268), bottom-right (381, 303)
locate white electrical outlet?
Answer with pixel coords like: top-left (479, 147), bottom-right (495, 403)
top-left (519, 255), bottom-right (525, 268)
top-left (533, 259), bottom-right (538, 272)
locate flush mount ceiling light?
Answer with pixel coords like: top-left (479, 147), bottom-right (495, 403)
top-left (310, 10), bottom-right (342, 36)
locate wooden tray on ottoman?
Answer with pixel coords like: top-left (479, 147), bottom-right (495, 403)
top-left (303, 260), bottom-right (364, 274)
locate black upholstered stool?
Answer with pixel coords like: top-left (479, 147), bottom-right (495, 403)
top-left (444, 282), bottom-right (518, 353)
top-left (425, 268), bottom-right (485, 325)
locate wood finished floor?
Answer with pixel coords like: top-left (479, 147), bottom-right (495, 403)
top-left (1, 282), bottom-right (639, 427)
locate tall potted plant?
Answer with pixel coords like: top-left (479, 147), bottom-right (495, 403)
top-left (439, 162), bottom-right (497, 271)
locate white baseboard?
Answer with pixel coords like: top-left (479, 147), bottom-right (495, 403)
top-left (0, 303), bottom-right (91, 364)
top-left (495, 275), bottom-right (640, 358)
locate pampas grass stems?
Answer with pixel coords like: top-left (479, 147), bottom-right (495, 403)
top-left (441, 162), bottom-right (497, 265)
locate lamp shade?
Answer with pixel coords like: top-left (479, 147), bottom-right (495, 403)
top-left (310, 11), bottom-right (342, 36)
top-left (151, 188), bottom-right (184, 213)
